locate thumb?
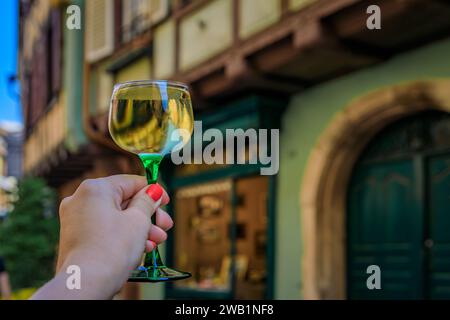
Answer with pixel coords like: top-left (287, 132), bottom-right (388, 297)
top-left (126, 184), bottom-right (163, 218)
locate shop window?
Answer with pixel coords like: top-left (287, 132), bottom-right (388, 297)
top-left (174, 180), bottom-right (233, 292)
top-left (234, 176), bottom-right (268, 299)
top-left (172, 176), bottom-right (269, 299)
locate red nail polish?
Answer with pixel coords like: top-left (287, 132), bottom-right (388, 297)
top-left (146, 240), bottom-right (156, 252)
top-left (146, 184), bottom-right (163, 201)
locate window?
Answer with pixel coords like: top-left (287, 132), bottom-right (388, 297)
top-left (23, 8), bottom-right (62, 137)
top-left (121, 0), bottom-right (170, 43)
top-left (172, 176), bottom-right (269, 299)
top-left (48, 8), bottom-right (62, 100)
top-left (85, 0), bottom-right (114, 62)
top-left (173, 180), bottom-right (233, 293)
top-left (122, 0), bottom-right (152, 43)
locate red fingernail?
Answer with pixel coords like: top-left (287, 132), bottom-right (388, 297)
top-left (146, 240), bottom-right (157, 252)
top-left (146, 184), bottom-right (163, 201)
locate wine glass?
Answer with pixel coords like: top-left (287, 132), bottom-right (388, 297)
top-left (109, 80), bottom-right (193, 282)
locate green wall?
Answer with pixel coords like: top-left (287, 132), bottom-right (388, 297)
top-left (275, 37), bottom-right (450, 299)
top-left (64, 0), bottom-right (87, 152)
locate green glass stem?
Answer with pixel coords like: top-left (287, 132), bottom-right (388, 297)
top-left (139, 154), bottom-right (164, 269)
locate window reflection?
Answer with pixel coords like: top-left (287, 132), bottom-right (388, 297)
top-left (173, 176), bottom-right (269, 299)
top-left (174, 180), bottom-right (232, 292)
top-left (234, 176), bottom-right (268, 299)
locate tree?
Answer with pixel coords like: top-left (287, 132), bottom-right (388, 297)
top-left (0, 177), bottom-right (59, 290)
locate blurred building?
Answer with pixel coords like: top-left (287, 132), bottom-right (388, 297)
top-left (19, 0), bottom-right (450, 300)
top-left (0, 125), bottom-right (21, 220)
top-left (0, 129), bottom-right (7, 219)
top-left (4, 131), bottom-right (23, 179)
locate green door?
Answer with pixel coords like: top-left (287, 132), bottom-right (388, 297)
top-left (348, 111), bottom-right (450, 299)
top-left (427, 154), bottom-right (450, 298)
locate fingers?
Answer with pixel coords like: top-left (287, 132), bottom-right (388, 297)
top-left (147, 184), bottom-right (170, 207)
top-left (145, 208), bottom-right (173, 251)
top-left (124, 183), bottom-right (172, 252)
top-left (94, 175), bottom-right (147, 209)
top-left (161, 188), bottom-right (170, 206)
top-left (75, 176), bottom-right (168, 209)
top-left (148, 224), bottom-right (168, 244)
top-left (120, 183), bottom-right (169, 210)
top-left (120, 198), bottom-right (131, 210)
top-left (142, 208), bottom-right (173, 252)
top-left (155, 208), bottom-right (173, 231)
top-left (126, 185), bottom-right (162, 218)
top-left (145, 240), bottom-right (157, 252)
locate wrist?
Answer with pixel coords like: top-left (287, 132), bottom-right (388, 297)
top-left (67, 249), bottom-right (128, 284)
top-left (49, 249), bottom-right (130, 299)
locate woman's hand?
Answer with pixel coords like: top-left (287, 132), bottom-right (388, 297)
top-left (32, 175), bottom-right (173, 300)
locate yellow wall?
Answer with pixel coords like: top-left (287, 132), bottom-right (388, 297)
top-left (239, 0), bottom-right (281, 39)
top-left (96, 62), bottom-right (115, 114)
top-left (115, 57), bottom-right (152, 83)
top-left (22, 0), bottom-right (51, 61)
top-left (180, 0), bottom-right (233, 71)
top-left (289, 0), bottom-right (317, 11)
top-left (24, 94), bottom-right (67, 173)
top-left (154, 19), bottom-right (176, 79)
top-left (0, 156), bottom-right (4, 176)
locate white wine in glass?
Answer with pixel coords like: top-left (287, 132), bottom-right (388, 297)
top-left (109, 80), bottom-right (193, 282)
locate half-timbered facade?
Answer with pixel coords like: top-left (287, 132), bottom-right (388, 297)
top-left (20, 0), bottom-right (450, 299)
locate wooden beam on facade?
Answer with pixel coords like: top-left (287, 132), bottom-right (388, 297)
top-left (324, 0), bottom-right (450, 54)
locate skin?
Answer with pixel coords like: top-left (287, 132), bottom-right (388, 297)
top-left (0, 272), bottom-right (11, 300)
top-left (31, 175), bottom-right (173, 300)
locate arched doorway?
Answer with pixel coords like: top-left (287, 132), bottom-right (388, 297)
top-left (300, 80), bottom-right (450, 299)
top-left (347, 111), bottom-right (450, 299)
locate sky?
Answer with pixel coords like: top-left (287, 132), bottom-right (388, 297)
top-left (0, 0), bottom-right (22, 131)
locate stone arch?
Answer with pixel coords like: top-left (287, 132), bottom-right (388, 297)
top-left (300, 79), bottom-right (450, 299)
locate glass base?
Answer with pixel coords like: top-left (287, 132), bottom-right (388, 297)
top-left (128, 266), bottom-right (192, 282)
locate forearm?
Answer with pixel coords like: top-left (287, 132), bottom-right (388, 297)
top-left (31, 251), bottom-right (128, 300)
top-left (0, 273), bottom-right (11, 299)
